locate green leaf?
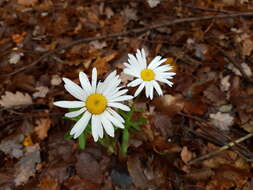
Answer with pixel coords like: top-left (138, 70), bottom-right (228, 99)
top-left (64, 131), bottom-right (73, 139)
top-left (128, 122), bottom-right (140, 130)
top-left (137, 117), bottom-right (147, 125)
top-left (78, 132), bottom-right (86, 150)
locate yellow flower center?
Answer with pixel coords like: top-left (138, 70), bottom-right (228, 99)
top-left (86, 93), bottom-right (107, 115)
top-left (141, 69), bottom-right (155, 81)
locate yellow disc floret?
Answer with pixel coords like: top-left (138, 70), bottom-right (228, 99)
top-left (141, 69), bottom-right (155, 81)
top-left (86, 93), bottom-right (107, 114)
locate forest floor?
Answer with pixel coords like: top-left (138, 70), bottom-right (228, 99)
top-left (1, 0), bottom-right (253, 189)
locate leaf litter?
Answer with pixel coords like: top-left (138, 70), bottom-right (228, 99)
top-left (1, 0), bottom-right (253, 189)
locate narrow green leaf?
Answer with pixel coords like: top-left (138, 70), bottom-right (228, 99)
top-left (64, 131), bottom-right (73, 139)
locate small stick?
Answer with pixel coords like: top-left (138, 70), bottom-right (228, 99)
top-left (187, 133), bottom-right (253, 165)
top-left (7, 12), bottom-right (253, 76)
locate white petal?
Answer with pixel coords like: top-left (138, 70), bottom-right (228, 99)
top-left (157, 78), bottom-right (174, 87)
top-left (103, 111), bottom-right (125, 128)
top-left (136, 49), bottom-right (145, 69)
top-left (63, 78), bottom-right (86, 101)
top-left (103, 77), bottom-right (121, 97)
top-left (141, 48), bottom-right (147, 67)
top-left (108, 102), bottom-right (131, 111)
top-left (79, 72), bottom-right (92, 94)
top-left (152, 80), bottom-right (163, 96)
top-left (127, 78), bottom-right (143, 87)
top-left (156, 72), bottom-right (176, 79)
top-left (92, 115), bottom-right (103, 141)
top-left (134, 82), bottom-right (145, 97)
top-left (91, 68), bottom-right (97, 93)
top-left (153, 65), bottom-right (173, 73)
top-left (148, 58), bottom-right (167, 70)
top-left (101, 114), bottom-right (115, 137)
top-left (128, 54), bottom-right (143, 71)
top-left (54, 101), bottom-right (84, 108)
top-left (65, 107), bottom-right (86, 118)
top-left (150, 84), bottom-right (154, 100)
top-left (109, 95), bottom-right (133, 102)
top-left (110, 89), bottom-right (128, 99)
top-left (70, 111), bottom-right (91, 139)
top-left (123, 68), bottom-right (139, 78)
top-left (145, 82), bottom-right (150, 98)
top-left (107, 108), bottom-right (124, 123)
top-left (147, 56), bottom-right (162, 69)
top-left (102, 73), bottom-right (119, 91)
top-left (96, 81), bottom-right (103, 93)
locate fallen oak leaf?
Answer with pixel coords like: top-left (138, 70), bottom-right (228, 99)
top-left (0, 91), bottom-right (33, 108)
top-left (34, 118), bottom-right (52, 140)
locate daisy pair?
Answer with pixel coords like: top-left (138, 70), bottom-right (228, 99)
top-left (54, 49), bottom-right (176, 141)
top-left (54, 68), bottom-right (133, 141)
top-left (123, 49), bottom-right (176, 100)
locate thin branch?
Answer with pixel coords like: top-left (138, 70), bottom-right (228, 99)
top-left (180, 4), bottom-right (235, 14)
top-left (187, 133), bottom-right (253, 165)
top-left (7, 12), bottom-right (253, 76)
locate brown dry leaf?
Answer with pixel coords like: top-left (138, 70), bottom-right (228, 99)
top-left (34, 119), bottom-right (52, 140)
top-left (127, 156), bottom-right (150, 189)
top-left (17, 0), bottom-right (38, 6)
top-left (203, 84), bottom-right (226, 106)
top-left (241, 62), bottom-right (252, 77)
top-left (112, 17), bottom-right (124, 33)
top-left (92, 52), bottom-right (118, 76)
top-left (183, 99), bottom-right (207, 115)
top-left (63, 176), bottom-right (101, 190)
top-left (0, 134), bottom-right (24, 159)
top-left (9, 52), bottom-right (24, 64)
top-left (154, 94), bottom-right (184, 117)
top-left (51, 75), bottom-right (62, 86)
top-left (153, 137), bottom-right (182, 154)
top-left (121, 7), bottom-right (138, 22)
top-left (186, 168), bottom-right (215, 181)
top-left (220, 75), bottom-right (231, 92)
top-left (32, 86), bottom-right (49, 98)
top-left (38, 175), bottom-right (60, 190)
top-left (14, 144), bottom-right (41, 186)
top-left (0, 91), bottom-right (33, 108)
top-left (75, 152), bottom-right (103, 184)
top-left (242, 38), bottom-right (253, 56)
top-left (181, 146), bottom-right (194, 164)
top-left (11, 32), bottom-right (26, 44)
top-left (209, 112), bottom-right (234, 131)
top-left (212, 165), bottom-right (253, 189)
top-left (147, 0), bottom-right (161, 8)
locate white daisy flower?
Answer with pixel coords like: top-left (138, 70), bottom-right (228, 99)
top-left (54, 68), bottom-right (133, 141)
top-left (123, 48), bottom-right (176, 100)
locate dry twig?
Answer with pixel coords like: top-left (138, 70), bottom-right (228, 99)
top-left (187, 133), bottom-right (253, 165)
